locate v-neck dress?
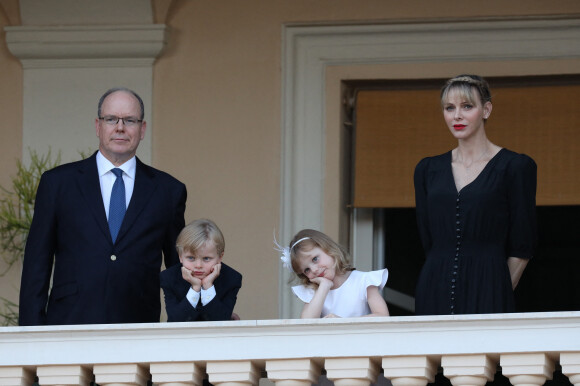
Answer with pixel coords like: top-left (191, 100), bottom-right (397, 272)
top-left (413, 148), bottom-right (537, 315)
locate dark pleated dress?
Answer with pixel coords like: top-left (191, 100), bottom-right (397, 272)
top-left (414, 148), bottom-right (537, 315)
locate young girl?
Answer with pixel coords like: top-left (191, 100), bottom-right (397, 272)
top-left (278, 229), bottom-right (390, 318)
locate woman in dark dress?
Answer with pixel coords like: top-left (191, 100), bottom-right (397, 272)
top-left (414, 75), bottom-right (537, 315)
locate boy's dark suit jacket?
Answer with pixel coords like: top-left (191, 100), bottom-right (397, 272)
top-left (19, 153), bottom-right (187, 326)
top-left (160, 262), bottom-right (242, 322)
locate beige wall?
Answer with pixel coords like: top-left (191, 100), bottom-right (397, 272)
top-left (151, 1), bottom-right (580, 320)
top-left (1, 0), bottom-right (580, 321)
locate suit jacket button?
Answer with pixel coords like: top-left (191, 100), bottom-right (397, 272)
top-left (111, 255), bottom-right (117, 261)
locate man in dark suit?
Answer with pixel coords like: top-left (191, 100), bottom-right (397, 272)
top-left (19, 87), bottom-right (187, 325)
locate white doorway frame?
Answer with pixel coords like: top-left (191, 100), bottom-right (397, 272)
top-left (279, 17), bottom-right (580, 318)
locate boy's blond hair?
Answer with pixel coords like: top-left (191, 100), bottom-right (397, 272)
top-left (176, 219), bottom-right (225, 256)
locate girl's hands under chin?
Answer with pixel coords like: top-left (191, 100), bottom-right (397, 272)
top-left (323, 313), bottom-right (340, 318)
top-left (309, 276), bottom-right (333, 289)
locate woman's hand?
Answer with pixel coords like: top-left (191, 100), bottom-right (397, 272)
top-left (507, 257), bottom-right (529, 289)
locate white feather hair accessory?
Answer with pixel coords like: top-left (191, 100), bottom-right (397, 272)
top-left (274, 234), bottom-right (311, 271)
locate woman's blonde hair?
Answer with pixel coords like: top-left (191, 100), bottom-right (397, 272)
top-left (176, 219), bottom-right (225, 256)
top-left (440, 74), bottom-right (492, 121)
top-left (289, 229), bottom-right (354, 286)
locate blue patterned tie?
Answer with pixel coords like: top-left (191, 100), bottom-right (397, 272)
top-left (108, 168), bottom-right (126, 243)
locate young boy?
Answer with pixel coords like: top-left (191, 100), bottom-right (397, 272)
top-left (160, 219), bottom-right (242, 322)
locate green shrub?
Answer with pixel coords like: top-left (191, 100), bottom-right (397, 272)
top-left (0, 149), bottom-right (61, 326)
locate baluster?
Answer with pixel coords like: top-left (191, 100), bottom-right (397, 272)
top-left (150, 362), bottom-right (204, 386)
top-left (382, 355), bottom-right (438, 386)
top-left (441, 354), bottom-right (496, 386)
top-left (93, 364), bottom-right (149, 386)
top-left (0, 366), bottom-right (35, 386)
top-left (265, 358), bottom-right (321, 386)
top-left (36, 365), bottom-right (93, 386)
top-left (560, 352), bottom-right (580, 386)
top-left (500, 353), bottom-right (555, 386)
top-left (206, 361), bottom-right (260, 386)
top-left (325, 357), bottom-right (379, 386)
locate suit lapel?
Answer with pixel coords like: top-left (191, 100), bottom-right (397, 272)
top-left (176, 265), bottom-right (191, 295)
top-left (76, 154), bottom-right (111, 240)
top-left (115, 157), bottom-right (157, 243)
top-left (213, 263), bottom-right (230, 296)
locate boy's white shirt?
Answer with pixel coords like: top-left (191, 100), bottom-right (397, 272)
top-left (186, 286), bottom-right (217, 307)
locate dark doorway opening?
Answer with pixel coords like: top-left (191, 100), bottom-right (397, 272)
top-left (516, 205), bottom-right (580, 312)
top-left (381, 205), bottom-right (580, 316)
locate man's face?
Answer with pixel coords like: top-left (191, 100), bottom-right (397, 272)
top-left (95, 91), bottom-right (146, 166)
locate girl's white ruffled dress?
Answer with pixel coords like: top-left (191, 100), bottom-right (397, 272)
top-left (292, 269), bottom-right (388, 317)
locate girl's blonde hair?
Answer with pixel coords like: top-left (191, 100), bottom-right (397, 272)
top-left (289, 229), bottom-right (354, 286)
top-left (176, 218), bottom-right (225, 256)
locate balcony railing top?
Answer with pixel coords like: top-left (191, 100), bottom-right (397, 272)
top-left (1, 311), bottom-right (579, 367)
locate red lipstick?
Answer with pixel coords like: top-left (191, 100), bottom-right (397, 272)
top-left (453, 124), bottom-right (466, 130)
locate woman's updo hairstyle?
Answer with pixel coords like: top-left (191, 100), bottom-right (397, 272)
top-left (441, 75), bottom-right (492, 119)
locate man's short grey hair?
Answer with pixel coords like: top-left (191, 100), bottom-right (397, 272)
top-left (97, 87), bottom-right (145, 120)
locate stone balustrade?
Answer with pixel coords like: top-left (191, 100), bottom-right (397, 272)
top-left (1, 312), bottom-right (579, 386)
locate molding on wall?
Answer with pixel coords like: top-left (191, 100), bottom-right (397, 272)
top-left (19, 0), bottom-right (153, 26)
top-left (279, 17), bottom-right (580, 318)
top-left (5, 22), bottom-right (166, 166)
top-left (5, 24), bottom-right (166, 68)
